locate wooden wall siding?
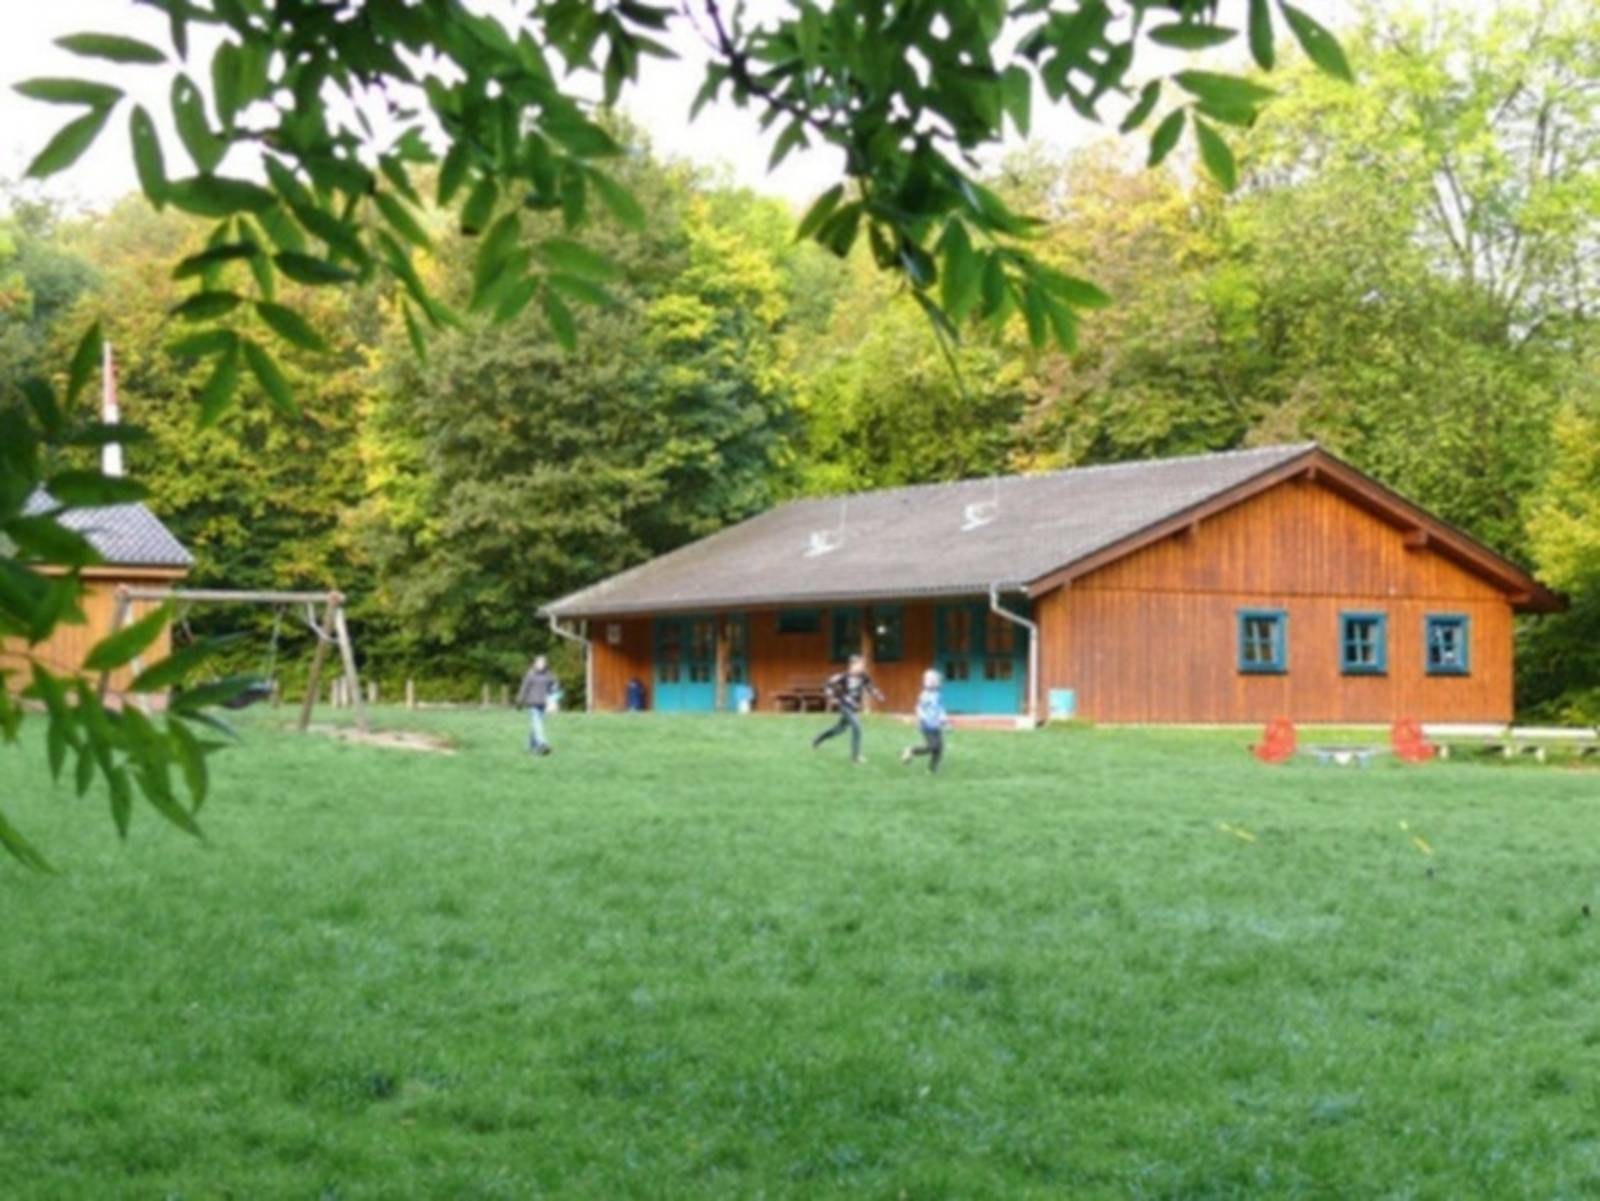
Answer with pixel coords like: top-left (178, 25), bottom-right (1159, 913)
top-left (1, 581), bottom-right (175, 699)
top-left (1039, 478), bottom-right (1514, 723)
top-left (588, 617), bottom-right (652, 710)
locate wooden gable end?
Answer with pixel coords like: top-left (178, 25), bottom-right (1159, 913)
top-left (1036, 476), bottom-right (1517, 723)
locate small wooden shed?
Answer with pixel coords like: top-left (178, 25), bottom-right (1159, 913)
top-left (542, 444), bottom-right (1561, 725)
top-left (2, 492), bottom-right (193, 692)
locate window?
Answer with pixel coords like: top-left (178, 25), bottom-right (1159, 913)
top-left (1340, 612), bottom-right (1388, 675)
top-left (870, 608), bottom-right (903, 663)
top-left (1426, 615), bottom-right (1470, 675)
top-left (830, 609), bottom-right (862, 662)
top-left (605, 622), bottom-right (623, 646)
top-left (1237, 609), bottom-right (1287, 674)
top-left (985, 612), bottom-right (1016, 655)
top-left (942, 607), bottom-right (973, 655)
top-left (776, 609), bottom-right (820, 635)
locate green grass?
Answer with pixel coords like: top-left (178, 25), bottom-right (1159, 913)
top-left (2, 710), bottom-right (1599, 1199)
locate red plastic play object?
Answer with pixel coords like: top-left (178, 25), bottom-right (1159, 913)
top-left (1251, 717), bottom-right (1297, 764)
top-left (1391, 718), bottom-right (1436, 763)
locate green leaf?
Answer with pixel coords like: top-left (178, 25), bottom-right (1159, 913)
top-left (2, 516), bottom-right (101, 566)
top-left (1172, 71), bottom-right (1275, 110)
top-left (1037, 268), bottom-right (1113, 309)
top-left (168, 719), bottom-right (209, 812)
top-left (129, 105), bottom-right (168, 206)
top-left (536, 238), bottom-right (620, 282)
top-left (85, 601), bottom-right (174, 672)
top-left (173, 242), bottom-right (260, 279)
top-left (170, 291), bottom-right (243, 322)
top-left (1280, 2), bottom-right (1353, 82)
top-left (1148, 23), bottom-right (1237, 50)
top-left (210, 41), bottom-right (242, 128)
top-left (938, 221), bottom-right (980, 321)
top-left (1120, 81), bottom-right (1161, 134)
top-left (197, 337), bottom-right (242, 426)
top-left (43, 471), bottom-right (148, 507)
top-left (1147, 108), bottom-right (1186, 167)
top-left (131, 634), bottom-right (241, 694)
top-left (1248, 0), bottom-right (1275, 70)
top-left (273, 253), bottom-right (358, 285)
top-left (460, 176), bottom-right (498, 235)
top-left (13, 77), bottom-right (122, 107)
top-left (374, 191), bottom-right (432, 249)
top-left (255, 302), bottom-right (329, 353)
top-left (473, 212), bottom-right (523, 304)
top-left (171, 75), bottom-right (223, 173)
top-left (545, 273), bottom-right (615, 307)
top-left (1193, 116), bottom-right (1237, 191)
top-left (56, 32), bottom-right (165, 65)
top-left (1045, 298), bottom-right (1078, 352)
top-left (437, 143), bottom-right (470, 206)
top-left (796, 184), bottom-right (844, 243)
top-left (588, 169), bottom-right (646, 231)
top-left (0, 808), bottom-right (53, 873)
top-left (26, 106), bottom-right (112, 179)
top-left (241, 339), bottom-right (297, 416)
top-left (67, 322), bottom-right (103, 406)
top-left (401, 302), bottom-right (428, 363)
top-left (166, 175), bottom-right (276, 217)
top-left (1001, 65), bottom-right (1032, 137)
top-left (168, 329), bottom-right (239, 359)
top-left (768, 119), bottom-right (808, 172)
top-left (542, 288), bottom-right (577, 350)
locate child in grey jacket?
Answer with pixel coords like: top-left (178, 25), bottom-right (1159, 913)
top-left (516, 656), bottom-right (561, 755)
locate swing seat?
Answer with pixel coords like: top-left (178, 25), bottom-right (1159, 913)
top-left (223, 679), bottom-right (276, 710)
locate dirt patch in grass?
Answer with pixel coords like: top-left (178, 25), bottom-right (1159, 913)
top-left (302, 723), bottom-right (457, 754)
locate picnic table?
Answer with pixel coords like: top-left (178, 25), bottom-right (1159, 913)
top-left (775, 675), bottom-right (831, 713)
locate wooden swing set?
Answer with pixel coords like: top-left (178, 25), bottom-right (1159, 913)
top-left (101, 587), bottom-right (368, 733)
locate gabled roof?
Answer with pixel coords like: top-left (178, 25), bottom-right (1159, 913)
top-left (544, 443), bottom-right (1562, 618)
top-left (19, 490), bottom-right (193, 570)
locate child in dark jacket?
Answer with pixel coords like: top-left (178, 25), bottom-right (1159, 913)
top-left (811, 653), bottom-right (884, 763)
top-left (516, 656), bottom-right (561, 755)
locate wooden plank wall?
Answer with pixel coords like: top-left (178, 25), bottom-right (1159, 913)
top-left (1, 578), bottom-right (176, 699)
top-left (588, 617), bottom-right (652, 710)
top-left (1037, 477), bottom-right (1516, 723)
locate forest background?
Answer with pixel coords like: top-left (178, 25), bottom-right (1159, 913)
top-left (3, 1), bottom-right (1596, 720)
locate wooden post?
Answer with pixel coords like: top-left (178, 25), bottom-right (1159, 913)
top-left (860, 605), bottom-right (874, 712)
top-left (481, 683), bottom-right (490, 708)
top-left (331, 601), bottom-right (368, 733)
top-left (405, 678), bottom-right (416, 710)
top-left (714, 617), bottom-right (729, 712)
top-left (367, 680), bottom-right (378, 706)
top-left (298, 599), bottom-right (336, 732)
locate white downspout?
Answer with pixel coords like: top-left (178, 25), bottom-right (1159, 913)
top-left (548, 614), bottom-right (592, 713)
top-left (989, 583), bottom-right (1041, 728)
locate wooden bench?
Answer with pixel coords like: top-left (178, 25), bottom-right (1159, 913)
top-left (775, 675), bottom-right (831, 713)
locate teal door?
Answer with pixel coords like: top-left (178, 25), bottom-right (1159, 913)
top-left (655, 615), bottom-right (717, 712)
top-left (936, 603), bottom-right (1029, 714)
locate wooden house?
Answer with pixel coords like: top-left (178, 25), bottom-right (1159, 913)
top-left (2, 491), bottom-right (193, 693)
top-left (541, 444), bottom-right (1560, 724)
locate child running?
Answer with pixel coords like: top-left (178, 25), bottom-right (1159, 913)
top-left (811, 653), bottom-right (885, 764)
top-left (516, 655), bottom-right (561, 756)
top-left (901, 669), bottom-right (949, 773)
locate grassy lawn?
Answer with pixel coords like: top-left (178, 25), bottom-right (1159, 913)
top-left (2, 710), bottom-right (1598, 1199)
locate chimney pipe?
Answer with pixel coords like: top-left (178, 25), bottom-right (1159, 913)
top-left (101, 339), bottom-right (123, 479)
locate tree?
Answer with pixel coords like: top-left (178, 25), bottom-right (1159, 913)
top-left (0, 0), bottom-right (1351, 864)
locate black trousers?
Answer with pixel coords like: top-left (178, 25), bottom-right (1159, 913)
top-left (813, 708), bottom-right (863, 758)
top-left (909, 726), bottom-right (943, 772)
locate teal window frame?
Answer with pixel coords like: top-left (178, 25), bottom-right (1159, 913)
top-left (1425, 614), bottom-right (1471, 676)
top-left (1237, 608), bottom-right (1288, 674)
top-left (1340, 611), bottom-right (1388, 675)
top-left (830, 608), bottom-right (862, 663)
top-left (870, 606), bottom-right (903, 663)
top-left (776, 609), bottom-right (820, 635)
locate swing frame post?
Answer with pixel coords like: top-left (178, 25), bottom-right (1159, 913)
top-left (104, 586), bottom-right (367, 734)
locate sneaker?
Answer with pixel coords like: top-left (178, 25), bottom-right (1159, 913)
top-left (853, 755), bottom-right (866, 765)
top-left (900, 747), bottom-right (913, 765)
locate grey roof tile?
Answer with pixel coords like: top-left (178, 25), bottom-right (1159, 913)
top-left (20, 489), bottom-right (194, 569)
top-left (545, 443), bottom-right (1317, 616)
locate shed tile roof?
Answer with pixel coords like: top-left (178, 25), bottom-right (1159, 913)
top-left (20, 490), bottom-right (194, 569)
top-left (545, 443), bottom-right (1319, 617)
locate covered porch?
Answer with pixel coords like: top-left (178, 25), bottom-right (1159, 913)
top-left (581, 596), bottom-right (1038, 718)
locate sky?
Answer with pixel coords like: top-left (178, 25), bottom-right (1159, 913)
top-left (0, 0), bottom-right (1355, 214)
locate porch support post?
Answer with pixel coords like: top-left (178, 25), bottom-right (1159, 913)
top-left (715, 617), bottom-right (729, 712)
